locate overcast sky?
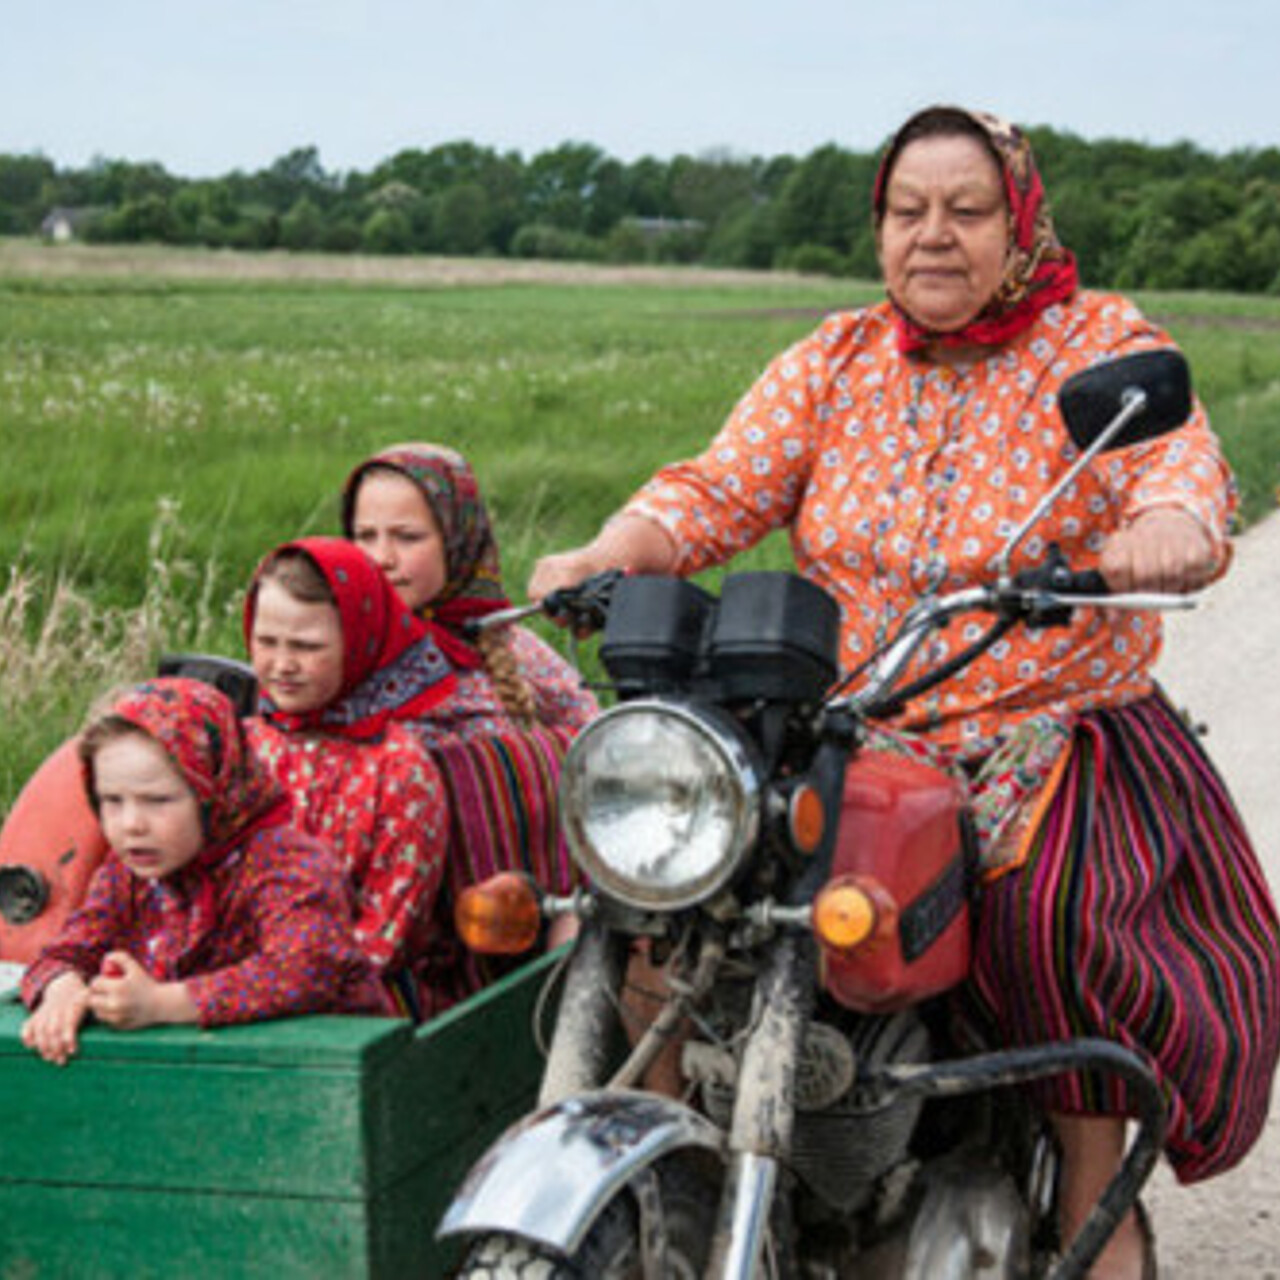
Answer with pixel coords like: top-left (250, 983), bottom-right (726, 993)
top-left (3, 0), bottom-right (1276, 178)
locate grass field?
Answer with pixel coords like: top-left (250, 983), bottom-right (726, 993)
top-left (2, 241), bottom-right (1278, 809)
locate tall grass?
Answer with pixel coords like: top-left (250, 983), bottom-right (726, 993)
top-left (0, 499), bottom-right (228, 803)
top-left (1, 255), bottom-right (1277, 811)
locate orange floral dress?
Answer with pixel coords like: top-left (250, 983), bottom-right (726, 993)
top-left (628, 292), bottom-right (1234, 758)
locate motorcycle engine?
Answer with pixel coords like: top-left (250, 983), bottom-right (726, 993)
top-left (690, 1005), bottom-right (931, 1215)
top-left (790, 1011), bottom-right (932, 1213)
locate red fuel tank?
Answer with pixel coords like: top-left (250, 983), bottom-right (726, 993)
top-left (819, 749), bottom-right (971, 1013)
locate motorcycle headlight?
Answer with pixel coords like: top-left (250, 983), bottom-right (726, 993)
top-left (560, 700), bottom-right (761, 910)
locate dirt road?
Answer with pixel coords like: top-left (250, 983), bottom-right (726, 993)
top-left (1147, 511), bottom-right (1280, 1279)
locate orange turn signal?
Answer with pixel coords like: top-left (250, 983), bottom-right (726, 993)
top-left (812, 876), bottom-right (882, 955)
top-left (455, 873), bottom-right (543, 956)
top-left (788, 784), bottom-right (826, 856)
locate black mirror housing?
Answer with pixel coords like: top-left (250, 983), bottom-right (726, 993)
top-left (1059, 349), bottom-right (1192, 453)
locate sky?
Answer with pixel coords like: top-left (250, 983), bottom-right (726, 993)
top-left (3, 0), bottom-right (1277, 179)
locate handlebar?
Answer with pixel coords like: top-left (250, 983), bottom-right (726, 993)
top-left (462, 570), bottom-right (624, 638)
top-left (839, 547), bottom-right (1199, 718)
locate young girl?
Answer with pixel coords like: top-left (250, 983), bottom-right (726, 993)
top-left (244, 536), bottom-right (474, 1019)
top-left (20, 677), bottom-right (387, 1065)
top-left (340, 443), bottom-right (598, 746)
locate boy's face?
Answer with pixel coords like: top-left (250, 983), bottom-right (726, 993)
top-left (93, 733), bottom-right (204, 880)
top-left (249, 579), bottom-right (345, 714)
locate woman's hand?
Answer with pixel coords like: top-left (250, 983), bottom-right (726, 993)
top-left (529, 517), bottom-right (679, 605)
top-left (87, 951), bottom-right (198, 1030)
top-left (21, 971), bottom-right (91, 1065)
top-left (1099, 507), bottom-right (1220, 594)
top-left (528, 547), bottom-right (611, 603)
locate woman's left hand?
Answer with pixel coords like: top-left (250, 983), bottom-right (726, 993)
top-left (1098, 507), bottom-right (1220, 595)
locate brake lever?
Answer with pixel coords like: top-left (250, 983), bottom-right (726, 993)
top-left (544, 569), bottom-right (623, 634)
top-left (462, 569), bottom-right (624, 638)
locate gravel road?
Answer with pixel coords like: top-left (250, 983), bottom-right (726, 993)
top-left (1147, 511), bottom-right (1280, 1279)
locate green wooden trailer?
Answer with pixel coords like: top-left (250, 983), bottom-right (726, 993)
top-left (0, 949), bottom-right (561, 1279)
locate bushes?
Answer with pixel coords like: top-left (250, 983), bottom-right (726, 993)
top-left (11, 132), bottom-right (1280, 291)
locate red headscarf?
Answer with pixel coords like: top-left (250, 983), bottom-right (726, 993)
top-left (873, 105), bottom-right (1079, 355)
top-left (82, 677), bottom-right (292, 953)
top-left (243, 536), bottom-right (457, 740)
top-left (88, 676), bottom-right (288, 853)
top-left (340, 444), bottom-right (509, 670)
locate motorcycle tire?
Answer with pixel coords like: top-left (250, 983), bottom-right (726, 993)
top-left (453, 1158), bottom-right (721, 1279)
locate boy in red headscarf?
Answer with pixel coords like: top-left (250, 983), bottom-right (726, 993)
top-left (21, 677), bottom-right (387, 1065)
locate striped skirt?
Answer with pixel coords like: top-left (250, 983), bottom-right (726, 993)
top-left (963, 689), bottom-right (1280, 1183)
top-left (393, 723), bottom-right (581, 1021)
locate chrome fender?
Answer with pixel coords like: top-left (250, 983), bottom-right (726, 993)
top-left (437, 1088), bottom-right (724, 1253)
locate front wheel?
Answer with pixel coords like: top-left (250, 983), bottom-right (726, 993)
top-left (454, 1158), bottom-right (716, 1279)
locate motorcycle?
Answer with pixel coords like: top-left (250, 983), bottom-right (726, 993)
top-left (437, 349), bottom-right (1195, 1279)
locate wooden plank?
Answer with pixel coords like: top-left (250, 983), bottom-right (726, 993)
top-left (0, 1003), bottom-right (413, 1069)
top-left (0, 1183), bottom-right (380, 1280)
top-left (362, 947), bottom-right (564, 1190)
top-left (0, 1054), bottom-right (369, 1196)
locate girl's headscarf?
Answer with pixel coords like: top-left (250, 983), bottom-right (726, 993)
top-left (243, 536), bottom-right (457, 739)
top-left (84, 675), bottom-right (290, 863)
top-left (872, 105), bottom-right (1079, 355)
top-left (340, 444), bottom-right (510, 670)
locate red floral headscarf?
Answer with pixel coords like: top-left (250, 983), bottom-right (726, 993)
top-left (873, 105), bottom-right (1079, 354)
top-left (243, 536), bottom-right (457, 739)
top-left (340, 444), bottom-right (510, 669)
top-left (85, 676), bottom-right (289, 861)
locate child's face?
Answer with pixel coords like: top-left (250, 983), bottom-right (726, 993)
top-left (93, 733), bottom-right (204, 880)
top-left (249, 580), bottom-right (345, 714)
top-left (350, 471), bottom-right (448, 613)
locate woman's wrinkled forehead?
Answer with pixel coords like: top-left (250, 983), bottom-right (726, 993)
top-left (873, 105), bottom-right (1017, 222)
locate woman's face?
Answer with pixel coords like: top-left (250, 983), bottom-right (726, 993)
top-left (94, 733), bottom-right (204, 880)
top-left (877, 133), bottom-right (1010, 335)
top-left (249, 579), bottom-right (345, 714)
top-left (350, 471), bottom-right (448, 614)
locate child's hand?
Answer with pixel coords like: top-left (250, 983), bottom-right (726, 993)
top-left (21, 971), bottom-right (91, 1065)
top-left (88, 951), bottom-right (198, 1029)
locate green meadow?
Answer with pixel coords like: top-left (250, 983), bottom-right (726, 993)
top-left (2, 249), bottom-right (1278, 809)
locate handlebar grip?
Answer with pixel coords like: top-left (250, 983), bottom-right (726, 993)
top-left (1055, 568), bottom-right (1110, 597)
top-left (541, 587), bottom-right (574, 624)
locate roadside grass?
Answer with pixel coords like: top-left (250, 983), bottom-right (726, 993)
top-left (1, 250), bottom-right (1277, 810)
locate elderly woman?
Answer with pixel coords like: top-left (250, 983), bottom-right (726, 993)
top-left (530, 105), bottom-right (1280, 1279)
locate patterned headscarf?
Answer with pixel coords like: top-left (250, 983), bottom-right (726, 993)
top-left (84, 676), bottom-right (288, 859)
top-left (872, 105), bottom-right (1079, 354)
top-left (340, 444), bottom-right (511, 669)
top-left (243, 536), bottom-right (457, 739)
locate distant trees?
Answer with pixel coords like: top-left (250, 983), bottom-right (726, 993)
top-left (4, 131), bottom-right (1280, 292)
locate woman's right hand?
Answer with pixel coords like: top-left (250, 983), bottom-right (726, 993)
top-left (529, 547), bottom-right (611, 603)
top-left (529, 516), bottom-right (678, 605)
top-left (21, 971), bottom-right (91, 1066)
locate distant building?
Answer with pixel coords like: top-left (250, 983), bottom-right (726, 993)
top-left (625, 216), bottom-right (704, 243)
top-left (40, 207), bottom-right (106, 243)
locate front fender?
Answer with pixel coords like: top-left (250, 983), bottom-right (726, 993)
top-left (437, 1089), bottom-right (724, 1254)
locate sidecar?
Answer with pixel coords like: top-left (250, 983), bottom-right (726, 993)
top-left (0, 678), bottom-right (572, 1279)
top-left (0, 946), bottom-right (559, 1279)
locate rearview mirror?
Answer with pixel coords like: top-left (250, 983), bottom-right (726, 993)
top-left (1058, 349), bottom-right (1192, 452)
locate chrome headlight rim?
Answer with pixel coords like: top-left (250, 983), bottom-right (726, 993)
top-left (560, 698), bottom-right (761, 911)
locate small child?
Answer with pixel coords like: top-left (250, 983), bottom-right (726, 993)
top-left (341, 443), bottom-right (598, 745)
top-left (244, 537), bottom-right (465, 1019)
top-left (20, 677), bottom-right (387, 1065)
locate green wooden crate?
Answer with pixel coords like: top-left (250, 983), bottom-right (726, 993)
top-left (0, 950), bottom-right (562, 1279)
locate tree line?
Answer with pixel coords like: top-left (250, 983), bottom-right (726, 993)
top-left (3, 131), bottom-right (1280, 292)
